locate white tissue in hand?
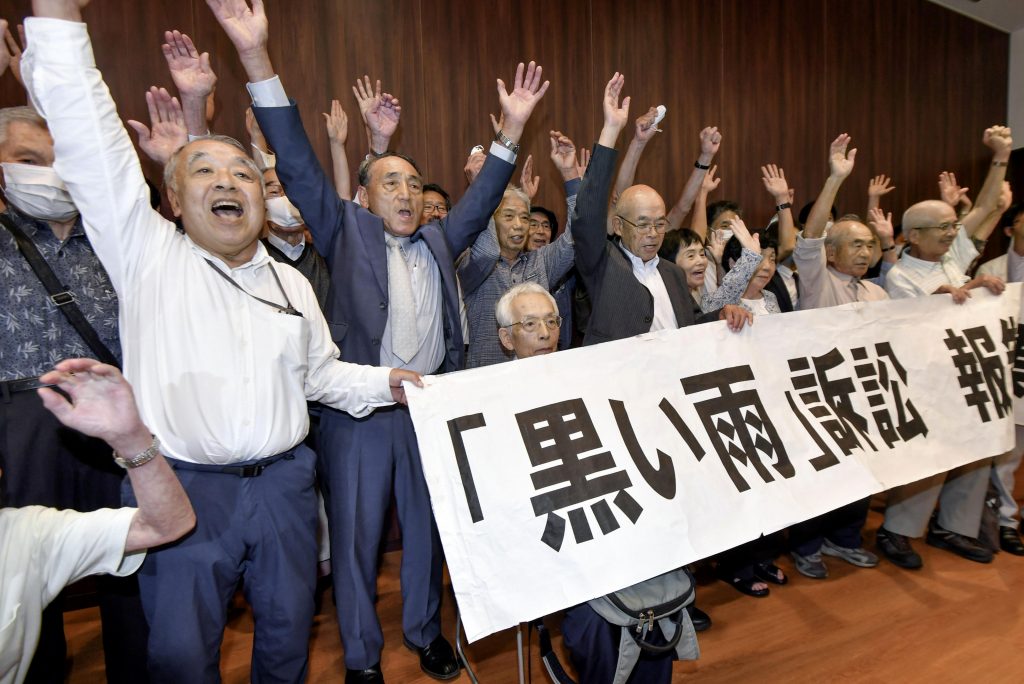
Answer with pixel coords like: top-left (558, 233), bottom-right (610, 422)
top-left (653, 105), bottom-right (667, 126)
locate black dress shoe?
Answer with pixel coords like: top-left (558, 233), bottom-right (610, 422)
top-left (926, 523), bottom-right (993, 563)
top-left (403, 634), bottom-right (460, 680)
top-left (999, 525), bottom-right (1024, 556)
top-left (346, 663), bottom-right (384, 684)
top-left (686, 604), bottom-right (712, 632)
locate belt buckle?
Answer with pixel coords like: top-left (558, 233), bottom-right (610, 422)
top-left (240, 463), bottom-right (266, 478)
top-left (50, 291), bottom-right (76, 307)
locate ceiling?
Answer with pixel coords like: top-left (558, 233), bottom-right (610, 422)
top-left (927, 0), bottom-right (1024, 32)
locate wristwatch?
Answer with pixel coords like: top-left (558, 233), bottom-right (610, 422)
top-left (113, 435), bottom-right (161, 469)
top-left (495, 129), bottom-right (520, 155)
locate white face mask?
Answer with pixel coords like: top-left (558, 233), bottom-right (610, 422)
top-left (265, 196), bottom-right (304, 228)
top-left (1, 162), bottom-right (79, 222)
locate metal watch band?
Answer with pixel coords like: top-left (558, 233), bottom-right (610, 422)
top-left (495, 129), bottom-right (520, 155)
top-left (113, 435), bottom-right (161, 470)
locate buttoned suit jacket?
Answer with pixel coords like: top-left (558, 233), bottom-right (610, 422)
top-left (572, 144), bottom-right (718, 346)
top-left (254, 103), bottom-right (514, 373)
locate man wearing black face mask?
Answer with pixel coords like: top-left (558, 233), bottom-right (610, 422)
top-left (0, 102), bottom-right (148, 683)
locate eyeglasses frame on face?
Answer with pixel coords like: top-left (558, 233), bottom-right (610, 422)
top-left (506, 314), bottom-right (563, 333)
top-left (616, 215), bottom-right (669, 234)
top-left (914, 221), bottom-right (963, 234)
top-left (423, 202), bottom-right (448, 214)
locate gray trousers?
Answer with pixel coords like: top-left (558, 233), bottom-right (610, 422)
top-left (882, 458), bottom-right (992, 539)
top-left (991, 424), bottom-right (1024, 527)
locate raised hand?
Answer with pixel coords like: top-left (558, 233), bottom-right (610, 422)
top-left (496, 61), bottom-right (550, 143)
top-left (162, 31), bottom-right (217, 100)
top-left (828, 133), bottom-right (856, 179)
top-left (323, 99), bottom-right (349, 146)
top-left (867, 174), bottom-right (895, 198)
top-left (983, 125), bottom-right (1013, 157)
top-left (520, 154), bottom-right (540, 200)
top-left (602, 72), bottom-right (630, 132)
top-left (575, 147), bottom-right (591, 180)
top-left (700, 165), bottom-right (721, 195)
top-left (938, 171), bottom-right (970, 208)
top-left (464, 148), bottom-right (486, 185)
top-left (206, 0), bottom-right (267, 56)
top-left (868, 206), bottom-right (894, 243)
top-left (699, 126), bottom-right (721, 161)
top-left (549, 130), bottom-right (578, 180)
top-left (245, 107), bottom-right (267, 149)
top-left (353, 76), bottom-right (400, 137)
top-left (725, 217), bottom-right (760, 253)
top-left (1, 22), bottom-right (24, 85)
top-left (126, 87), bottom-right (188, 166)
top-left (760, 164), bottom-right (790, 203)
top-left (634, 106), bottom-right (660, 143)
top-left (0, 20), bottom-right (10, 78)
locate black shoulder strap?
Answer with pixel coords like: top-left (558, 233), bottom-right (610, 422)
top-left (0, 213), bottom-right (120, 367)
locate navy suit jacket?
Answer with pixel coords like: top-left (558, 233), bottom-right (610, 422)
top-left (254, 104), bottom-right (514, 372)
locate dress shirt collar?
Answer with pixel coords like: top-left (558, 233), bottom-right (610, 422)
top-left (266, 232), bottom-right (305, 261)
top-left (619, 241), bottom-right (660, 272)
top-left (898, 250), bottom-right (947, 273)
top-left (826, 265), bottom-right (863, 287)
top-left (185, 234), bottom-right (272, 274)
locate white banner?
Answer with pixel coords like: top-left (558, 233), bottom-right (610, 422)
top-left (407, 285), bottom-right (1020, 642)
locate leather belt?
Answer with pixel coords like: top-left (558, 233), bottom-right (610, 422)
top-left (168, 452), bottom-right (293, 478)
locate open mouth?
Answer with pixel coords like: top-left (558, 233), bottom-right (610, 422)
top-left (211, 200), bottom-right (243, 218)
top-left (397, 208), bottom-right (413, 220)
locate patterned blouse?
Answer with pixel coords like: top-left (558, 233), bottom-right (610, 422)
top-left (700, 247), bottom-right (781, 315)
top-left (0, 206), bottom-right (121, 380)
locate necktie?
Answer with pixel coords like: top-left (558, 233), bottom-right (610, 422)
top-left (386, 235), bottom-right (419, 363)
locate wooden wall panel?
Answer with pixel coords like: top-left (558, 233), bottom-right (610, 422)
top-left (0, 0), bottom-right (1010, 237)
top-left (721, 0), bottom-right (828, 229)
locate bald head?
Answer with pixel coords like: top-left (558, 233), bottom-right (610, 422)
top-left (614, 184), bottom-right (667, 262)
top-left (903, 199), bottom-right (959, 262)
top-left (902, 200), bottom-right (956, 232)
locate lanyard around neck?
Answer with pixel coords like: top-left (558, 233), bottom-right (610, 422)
top-left (204, 258), bottom-right (304, 317)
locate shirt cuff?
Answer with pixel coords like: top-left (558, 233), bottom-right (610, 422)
top-left (489, 141), bottom-right (517, 165)
top-left (247, 76), bottom-right (290, 108)
top-left (187, 131), bottom-right (212, 142)
top-left (24, 17), bottom-right (93, 66)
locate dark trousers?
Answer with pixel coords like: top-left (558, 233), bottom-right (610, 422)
top-left (124, 446), bottom-right (318, 684)
top-left (716, 531), bottom-right (785, 579)
top-left (789, 497), bottom-right (871, 557)
top-left (0, 388), bottom-right (148, 684)
top-left (318, 404), bottom-right (443, 669)
top-left (561, 604), bottom-right (674, 684)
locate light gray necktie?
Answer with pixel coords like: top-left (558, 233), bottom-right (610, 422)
top-left (385, 235), bottom-right (418, 363)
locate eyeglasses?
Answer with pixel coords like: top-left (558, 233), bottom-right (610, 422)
top-left (423, 203), bottom-right (448, 215)
top-left (508, 315), bottom-right (562, 333)
top-left (617, 215), bottom-right (669, 234)
top-left (915, 221), bottom-right (962, 234)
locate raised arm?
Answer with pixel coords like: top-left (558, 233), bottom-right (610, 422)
top-left (760, 163), bottom-right (795, 260)
top-left (323, 98), bottom-right (351, 200)
top-left (520, 154), bottom-right (540, 201)
top-left (352, 75), bottom-right (400, 155)
top-left (537, 130), bottom-right (581, 283)
top-left (441, 60), bottom-right (549, 256)
top-left (612, 106), bottom-right (659, 204)
top-left (938, 171), bottom-right (972, 217)
top-left (209, 0), bottom-right (344, 255)
top-left (962, 125), bottom-right (1012, 240)
top-left (574, 73), bottom-right (629, 285)
top-left (867, 206), bottom-right (898, 265)
top-left (38, 359), bottom-right (195, 553)
top-left (162, 30), bottom-right (217, 138)
top-left (805, 133), bottom-right (856, 239)
top-left (24, 0), bottom-right (172, 292)
top-left (690, 165), bottom-right (720, 243)
top-left (666, 126), bottom-right (721, 231)
top-left (865, 173), bottom-right (894, 219)
top-left (701, 217), bottom-right (762, 311)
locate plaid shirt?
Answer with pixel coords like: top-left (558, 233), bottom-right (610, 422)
top-left (0, 206), bottom-right (120, 380)
top-left (458, 180), bottom-right (579, 368)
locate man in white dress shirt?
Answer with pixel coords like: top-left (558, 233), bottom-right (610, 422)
top-left (20, 1), bottom-right (420, 681)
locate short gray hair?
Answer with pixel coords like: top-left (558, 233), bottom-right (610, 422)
top-left (162, 134), bottom-right (264, 194)
top-left (0, 106), bottom-right (47, 149)
top-left (824, 214), bottom-right (873, 251)
top-left (495, 185), bottom-right (532, 216)
top-left (495, 282), bottom-right (557, 328)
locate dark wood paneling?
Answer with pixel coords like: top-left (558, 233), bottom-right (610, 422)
top-left (0, 0), bottom-right (1009, 234)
